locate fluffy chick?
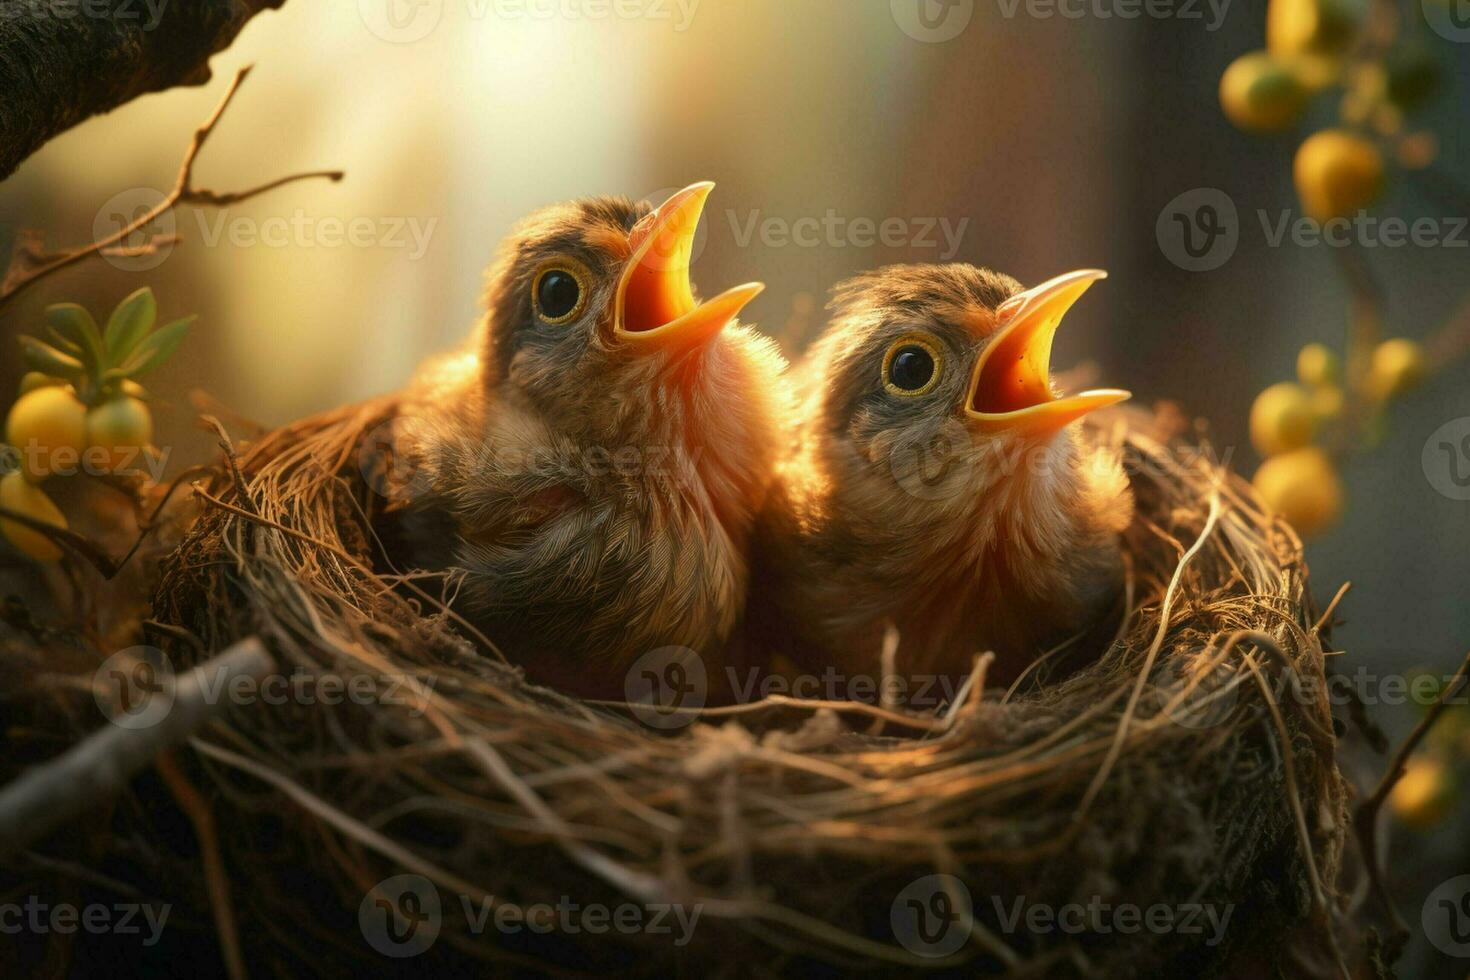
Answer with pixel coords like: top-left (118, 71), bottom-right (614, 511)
top-left (392, 184), bottom-right (789, 698)
top-left (750, 264), bottom-right (1134, 688)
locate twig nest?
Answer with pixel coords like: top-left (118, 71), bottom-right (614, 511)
top-left (14, 401), bottom-right (1349, 976)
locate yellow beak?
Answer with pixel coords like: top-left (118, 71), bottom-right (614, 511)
top-left (964, 269), bottom-right (1130, 436)
top-left (613, 182), bottom-right (763, 350)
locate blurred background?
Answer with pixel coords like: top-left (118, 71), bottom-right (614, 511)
top-left (0, 0), bottom-right (1466, 971)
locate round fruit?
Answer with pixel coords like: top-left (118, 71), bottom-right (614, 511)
top-left (1252, 447), bottom-right (1343, 537)
top-left (1250, 382), bottom-right (1317, 456)
top-left (1267, 0), bottom-right (1360, 59)
top-left (1220, 52), bottom-right (1309, 132)
top-left (19, 372), bottom-right (66, 395)
top-left (1296, 343), bottom-right (1339, 387)
top-left (1368, 338), bottom-right (1426, 399)
top-left (0, 471), bottom-right (66, 561)
top-left (5, 386), bottom-right (88, 481)
top-left (1293, 130), bottom-right (1385, 221)
top-left (85, 397), bottom-right (154, 473)
top-left (1390, 755), bottom-right (1455, 830)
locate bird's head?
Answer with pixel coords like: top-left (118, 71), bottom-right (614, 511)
top-left (795, 263), bottom-right (1131, 560)
top-left (477, 182), bottom-right (771, 447)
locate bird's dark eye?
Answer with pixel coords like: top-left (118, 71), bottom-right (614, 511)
top-left (883, 337), bottom-right (942, 396)
top-left (533, 264), bottom-right (588, 324)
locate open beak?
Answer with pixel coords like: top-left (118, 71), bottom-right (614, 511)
top-left (964, 269), bottom-right (1130, 436)
top-left (613, 182), bottom-right (763, 350)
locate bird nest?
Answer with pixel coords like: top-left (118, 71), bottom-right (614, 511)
top-left (5, 399), bottom-right (1349, 978)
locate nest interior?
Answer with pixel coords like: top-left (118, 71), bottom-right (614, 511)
top-left (2, 401), bottom-right (1348, 978)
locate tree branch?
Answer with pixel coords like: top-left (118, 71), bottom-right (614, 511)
top-left (0, 0), bottom-right (287, 180)
top-left (0, 63), bottom-right (344, 309)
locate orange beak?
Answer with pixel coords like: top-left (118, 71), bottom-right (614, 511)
top-left (613, 182), bottom-right (763, 350)
top-left (965, 269), bottom-right (1130, 436)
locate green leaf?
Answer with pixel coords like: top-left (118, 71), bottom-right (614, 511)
top-left (119, 315), bottom-right (194, 377)
top-left (104, 287), bottom-right (157, 360)
top-left (18, 335), bottom-right (84, 378)
top-left (44, 325), bottom-right (84, 356)
top-left (45, 303), bottom-right (106, 376)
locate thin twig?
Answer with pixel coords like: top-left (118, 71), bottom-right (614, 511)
top-left (156, 750), bottom-right (248, 980)
top-left (1351, 649), bottom-right (1470, 943)
top-left (0, 638), bottom-right (274, 857)
top-left (0, 65), bottom-right (343, 309)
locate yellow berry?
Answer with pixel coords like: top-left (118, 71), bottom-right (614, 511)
top-left (1390, 755), bottom-right (1455, 830)
top-left (1296, 343), bottom-right (1339, 386)
top-left (85, 397), bottom-right (154, 473)
top-left (1253, 447), bottom-right (1343, 537)
top-left (1368, 338), bottom-right (1426, 399)
top-left (0, 471), bottom-right (66, 561)
top-left (1250, 382), bottom-right (1318, 456)
top-left (5, 386), bottom-right (88, 481)
top-left (1220, 51), bottom-right (1310, 132)
top-left (1293, 130), bottom-right (1385, 221)
top-left (1268, 0), bottom-right (1360, 59)
top-left (19, 372), bottom-right (66, 395)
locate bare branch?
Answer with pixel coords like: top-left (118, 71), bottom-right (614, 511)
top-left (0, 638), bottom-right (275, 859)
top-left (0, 65), bottom-right (344, 309)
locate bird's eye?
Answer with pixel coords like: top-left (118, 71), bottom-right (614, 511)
top-left (882, 336), bottom-right (942, 396)
top-left (533, 262), bottom-right (589, 324)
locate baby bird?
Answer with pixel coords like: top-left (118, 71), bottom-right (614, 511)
top-left (750, 265), bottom-right (1134, 688)
top-left (392, 184), bottom-right (789, 698)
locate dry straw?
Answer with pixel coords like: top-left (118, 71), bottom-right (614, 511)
top-left (6, 403), bottom-right (1349, 977)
